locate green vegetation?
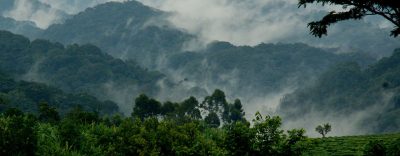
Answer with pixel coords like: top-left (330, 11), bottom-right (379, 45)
top-left (167, 42), bottom-right (374, 98)
top-left (316, 123), bottom-right (332, 138)
top-left (0, 71), bottom-right (118, 115)
top-left (0, 90), bottom-right (310, 156)
top-left (0, 30), bottom-right (164, 111)
top-left (304, 133), bottom-right (400, 156)
top-left (280, 49), bottom-right (400, 133)
top-left (298, 0), bottom-right (400, 37)
top-left (42, 1), bottom-right (192, 68)
top-left (1, 89), bottom-right (399, 155)
top-left (0, 16), bottom-right (42, 39)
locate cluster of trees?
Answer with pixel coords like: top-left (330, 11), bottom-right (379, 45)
top-left (0, 30), bottom-right (166, 110)
top-left (167, 42), bottom-right (374, 99)
top-left (42, 1), bottom-right (192, 68)
top-left (2, 89), bottom-right (399, 155)
top-left (0, 90), bottom-right (311, 156)
top-left (132, 89), bottom-right (246, 128)
top-left (0, 71), bottom-right (118, 115)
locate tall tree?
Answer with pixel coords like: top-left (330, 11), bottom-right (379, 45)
top-left (298, 0), bottom-right (400, 37)
top-left (252, 112), bottom-right (285, 155)
top-left (204, 112), bottom-right (220, 128)
top-left (315, 123), bottom-right (332, 138)
top-left (201, 89), bottom-right (228, 113)
top-left (38, 101), bottom-right (60, 123)
top-left (132, 94), bottom-right (161, 120)
top-left (180, 96), bottom-right (202, 119)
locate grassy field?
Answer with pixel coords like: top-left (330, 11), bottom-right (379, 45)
top-left (303, 133), bottom-right (400, 155)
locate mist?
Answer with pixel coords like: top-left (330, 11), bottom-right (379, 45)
top-left (137, 0), bottom-right (399, 56)
top-left (1, 0), bottom-right (398, 136)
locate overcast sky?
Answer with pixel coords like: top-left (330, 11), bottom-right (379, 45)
top-left (2, 0), bottom-right (398, 54)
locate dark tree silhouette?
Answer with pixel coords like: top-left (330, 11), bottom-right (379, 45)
top-left (298, 0), bottom-right (400, 37)
top-left (316, 123), bottom-right (332, 138)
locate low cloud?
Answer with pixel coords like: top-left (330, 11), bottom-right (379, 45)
top-left (138, 0), bottom-right (399, 55)
top-left (38, 0), bottom-right (127, 15)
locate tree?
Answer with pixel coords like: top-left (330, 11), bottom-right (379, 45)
top-left (285, 129), bottom-right (308, 155)
top-left (0, 115), bottom-right (37, 155)
top-left (252, 112), bottom-right (285, 155)
top-left (315, 123), bottom-right (332, 138)
top-left (298, 0), bottom-right (400, 37)
top-left (229, 99), bottom-right (246, 123)
top-left (180, 96), bottom-right (202, 119)
top-left (160, 101), bottom-right (177, 117)
top-left (132, 94), bottom-right (161, 120)
top-left (204, 112), bottom-right (220, 128)
top-left (225, 121), bottom-right (253, 156)
top-left (201, 89), bottom-right (228, 113)
top-left (38, 101), bottom-right (60, 123)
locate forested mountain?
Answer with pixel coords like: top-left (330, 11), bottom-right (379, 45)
top-left (279, 49), bottom-right (400, 133)
top-left (0, 31), bottom-right (166, 113)
top-left (0, 0), bottom-right (69, 29)
top-left (36, 1), bottom-right (377, 111)
top-left (0, 16), bottom-right (42, 39)
top-left (165, 42), bottom-right (375, 103)
top-left (0, 72), bottom-right (118, 115)
top-left (42, 1), bottom-right (193, 68)
top-left (1, 0), bottom-right (397, 134)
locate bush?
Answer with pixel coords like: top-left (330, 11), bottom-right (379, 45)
top-left (363, 140), bottom-right (387, 156)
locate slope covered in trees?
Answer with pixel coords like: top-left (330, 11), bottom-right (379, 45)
top-left (279, 49), bottom-right (400, 133)
top-left (0, 30), bottom-right (165, 113)
top-left (0, 72), bottom-right (118, 115)
top-left (166, 42), bottom-right (374, 101)
top-left (0, 16), bottom-right (42, 38)
top-left (42, 1), bottom-right (193, 68)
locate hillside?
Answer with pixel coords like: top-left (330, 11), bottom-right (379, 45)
top-left (42, 1), bottom-right (193, 68)
top-left (0, 0), bottom-right (69, 29)
top-left (0, 16), bottom-right (42, 39)
top-left (37, 1), bottom-right (377, 109)
top-left (165, 42), bottom-right (375, 104)
top-left (279, 49), bottom-right (400, 133)
top-left (304, 133), bottom-right (400, 155)
top-left (0, 30), bottom-right (166, 113)
top-left (0, 72), bottom-right (118, 115)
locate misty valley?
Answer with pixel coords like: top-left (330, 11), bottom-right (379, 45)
top-left (1, 0), bottom-right (400, 155)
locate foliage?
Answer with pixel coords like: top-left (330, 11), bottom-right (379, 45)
top-left (363, 140), bottom-right (387, 156)
top-left (132, 94), bottom-right (161, 120)
top-left (316, 123), bottom-right (332, 138)
top-left (298, 0), bottom-right (400, 37)
top-left (38, 101), bottom-right (60, 123)
top-left (304, 133), bottom-right (400, 155)
top-left (387, 138), bottom-right (400, 156)
top-left (204, 112), bottom-right (221, 128)
top-left (224, 121), bottom-right (253, 155)
top-left (0, 114), bottom-right (37, 155)
top-left (42, 1), bottom-right (192, 68)
top-left (0, 94), bottom-right (398, 155)
top-left (168, 42), bottom-right (374, 100)
top-left (0, 71), bottom-right (118, 115)
top-left (280, 49), bottom-right (400, 133)
top-left (0, 30), bottom-right (164, 114)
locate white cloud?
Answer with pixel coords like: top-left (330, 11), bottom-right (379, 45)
top-left (38, 0), bottom-right (127, 15)
top-left (137, 0), bottom-right (307, 45)
top-left (3, 0), bottom-right (64, 29)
